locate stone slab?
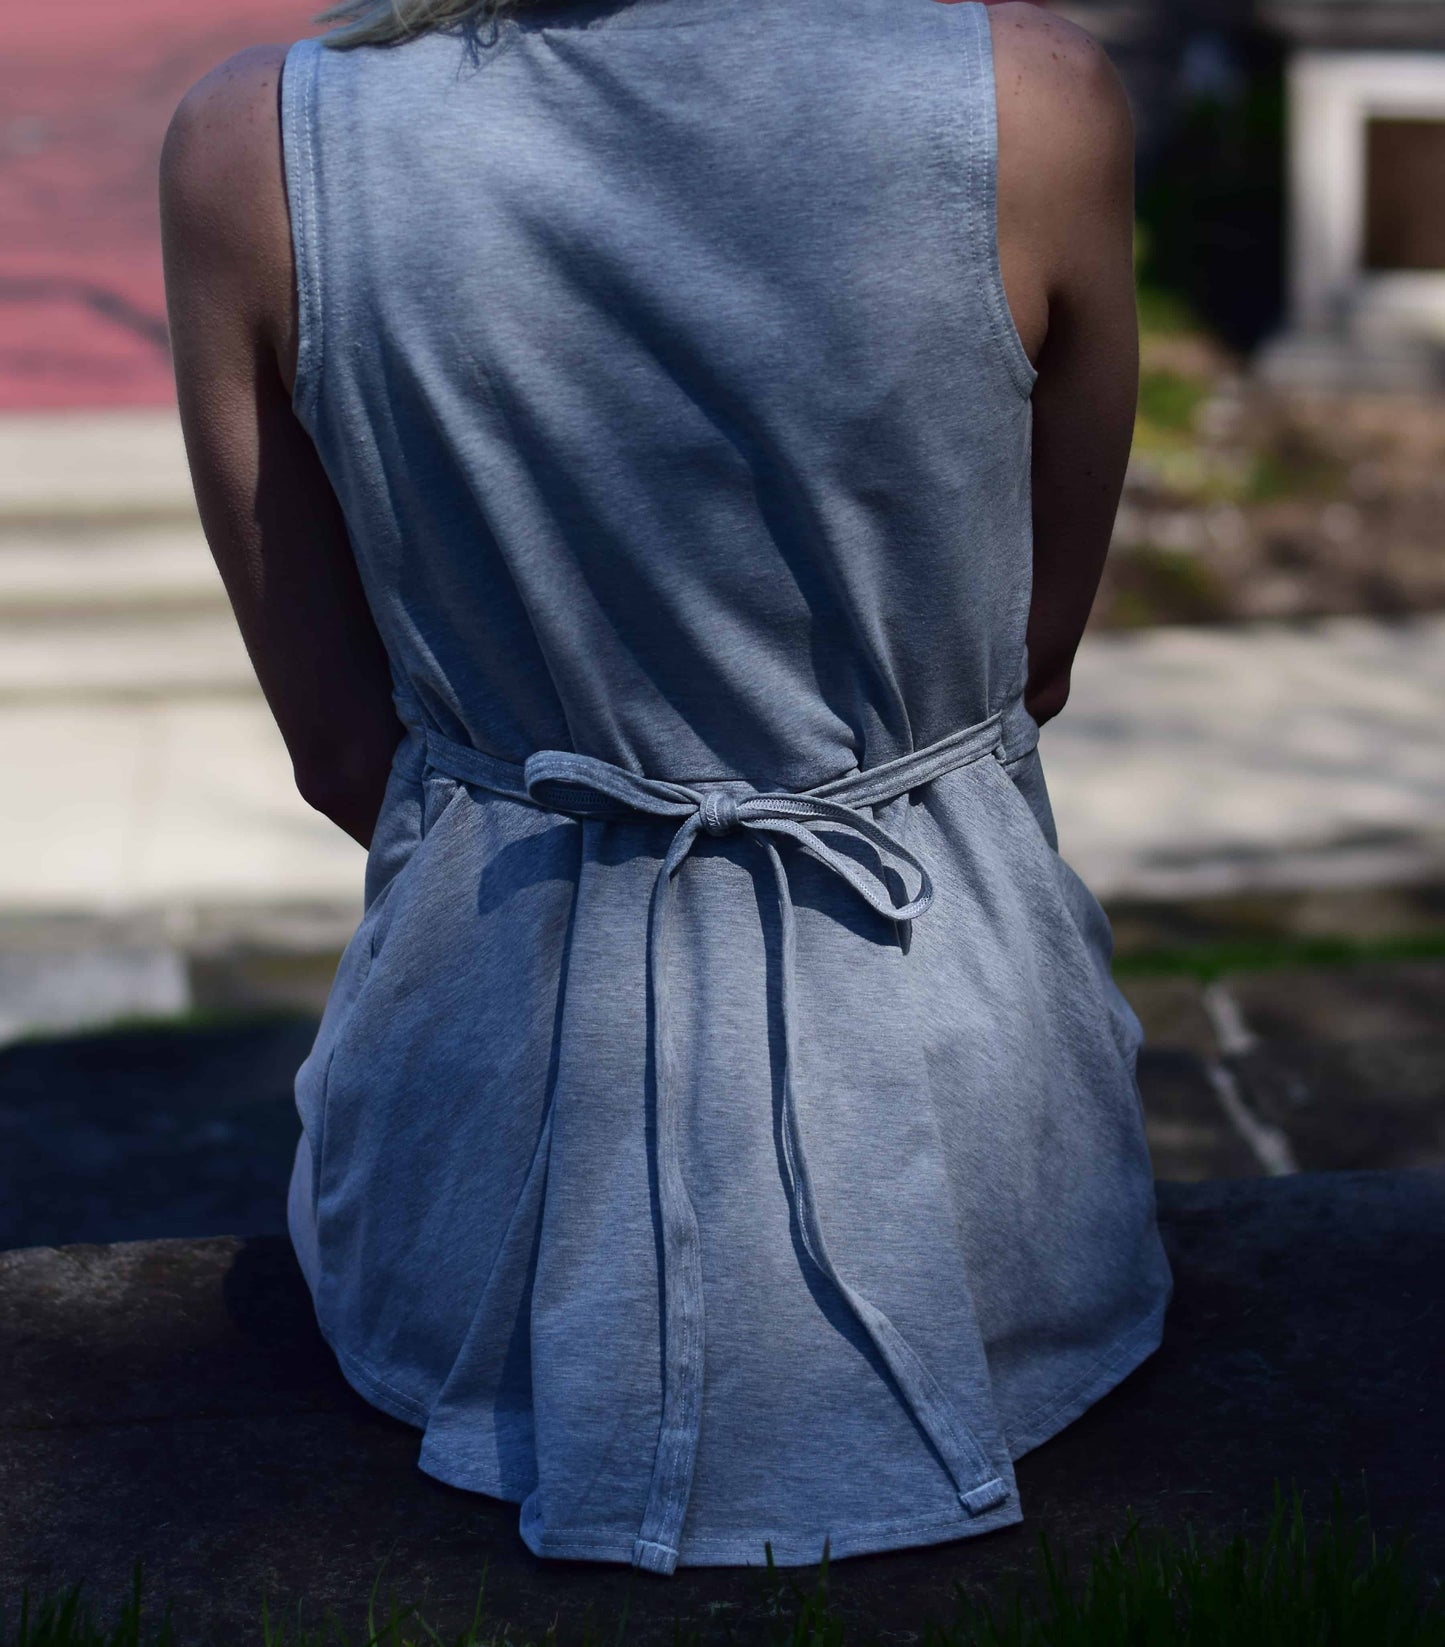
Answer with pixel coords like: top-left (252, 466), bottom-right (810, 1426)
top-left (1, 1169), bottom-right (1441, 1645)
top-left (0, 521), bottom-right (222, 615)
top-left (1135, 1047), bottom-right (1263, 1180)
top-left (0, 941), bottom-right (188, 1046)
top-left (0, 610), bottom-right (256, 697)
top-left (0, 1234), bottom-right (340, 1430)
top-left (1228, 960), bottom-right (1445, 1045)
top-left (0, 700), bottom-right (366, 914)
top-left (1202, 962), bottom-right (1445, 1173)
top-left (1050, 615), bottom-right (1445, 903)
top-left (0, 414), bottom-right (195, 515)
top-left (1236, 1039), bottom-right (1445, 1172)
top-left (1118, 975), bottom-right (1221, 1058)
top-left (0, 1019), bottom-right (315, 1249)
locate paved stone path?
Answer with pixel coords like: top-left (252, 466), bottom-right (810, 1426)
top-left (5, 1169), bottom-right (1441, 1643)
top-left (1058, 615), bottom-right (1445, 899)
top-left (1126, 955), bottom-right (1445, 1182)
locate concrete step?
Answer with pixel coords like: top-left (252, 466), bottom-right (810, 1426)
top-left (0, 521), bottom-right (225, 618)
top-left (0, 699), bottom-right (364, 914)
top-left (0, 414), bottom-right (236, 692)
top-left (0, 410), bottom-right (195, 524)
top-left (0, 609), bottom-right (253, 698)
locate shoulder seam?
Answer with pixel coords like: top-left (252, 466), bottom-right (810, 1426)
top-left (281, 37), bottom-right (326, 429)
top-left (964, 2), bottom-right (1040, 401)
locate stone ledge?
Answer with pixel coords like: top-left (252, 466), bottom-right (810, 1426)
top-left (2, 1169), bottom-right (1442, 1644)
top-left (0, 413), bottom-right (196, 525)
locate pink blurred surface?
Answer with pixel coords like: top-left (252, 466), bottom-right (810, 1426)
top-left (0, 0), bottom-right (1026, 411)
top-left (0, 0), bottom-right (320, 411)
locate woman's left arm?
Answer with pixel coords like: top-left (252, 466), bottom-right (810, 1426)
top-left (160, 44), bottom-right (405, 849)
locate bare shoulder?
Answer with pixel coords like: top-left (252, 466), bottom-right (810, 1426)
top-left (986, 1), bottom-right (1134, 326)
top-left (161, 43), bottom-right (298, 375)
top-left (162, 44), bottom-right (290, 220)
top-left (987, 3), bottom-right (1133, 177)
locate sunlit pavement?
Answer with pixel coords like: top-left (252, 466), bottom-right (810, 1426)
top-left (1057, 613), bottom-right (1445, 900)
top-left (0, 413), bottom-right (364, 925)
top-left (4, 606), bottom-right (1442, 918)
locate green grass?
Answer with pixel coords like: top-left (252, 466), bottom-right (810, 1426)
top-left (1136, 370), bottom-right (1212, 438)
top-left (1100, 545), bottom-right (1234, 630)
top-left (1135, 280), bottom-right (1202, 343)
top-left (947, 1481), bottom-right (1441, 1647)
top-left (1113, 929), bottom-right (1445, 985)
top-left (1239, 441), bottom-right (1350, 507)
top-left (5, 1483), bottom-right (1441, 1646)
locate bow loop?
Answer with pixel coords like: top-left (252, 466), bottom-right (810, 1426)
top-left (523, 750), bottom-right (697, 820)
top-left (736, 795), bottom-right (934, 924)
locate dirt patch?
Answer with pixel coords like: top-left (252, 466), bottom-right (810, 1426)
top-left (1094, 331), bottom-right (1445, 629)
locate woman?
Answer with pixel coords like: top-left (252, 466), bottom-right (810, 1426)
top-left (160, 0), bottom-right (1170, 1576)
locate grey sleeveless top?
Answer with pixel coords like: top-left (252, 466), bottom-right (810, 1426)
top-left (280, 0), bottom-right (1173, 1576)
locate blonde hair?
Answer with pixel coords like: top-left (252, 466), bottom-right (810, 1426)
top-left (314, 0), bottom-right (534, 48)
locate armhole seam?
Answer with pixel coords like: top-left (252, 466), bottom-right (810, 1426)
top-left (281, 37), bottom-right (325, 430)
top-left (965, 2), bottom-right (1039, 403)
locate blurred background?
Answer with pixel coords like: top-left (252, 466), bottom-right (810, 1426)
top-left (1, 0), bottom-right (1441, 1248)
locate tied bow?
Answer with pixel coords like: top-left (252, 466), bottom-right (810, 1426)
top-left (523, 750), bottom-right (935, 925)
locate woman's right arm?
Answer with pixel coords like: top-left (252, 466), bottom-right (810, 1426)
top-left (160, 47), bottom-right (407, 849)
top-left (990, 3), bottom-right (1140, 726)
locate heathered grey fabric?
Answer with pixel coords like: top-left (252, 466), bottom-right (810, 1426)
top-left (279, 0), bottom-right (1174, 1575)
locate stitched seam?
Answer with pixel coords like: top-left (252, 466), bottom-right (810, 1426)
top-left (1008, 1294), bottom-right (1168, 1441)
top-left (288, 39), bottom-right (324, 427)
top-left (320, 1313), bottom-right (433, 1422)
top-left (333, 1299), bottom-right (1167, 1542)
top-left (535, 1501), bottom-right (998, 1549)
top-left (963, 3), bottom-right (1039, 401)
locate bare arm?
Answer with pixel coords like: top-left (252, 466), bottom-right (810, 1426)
top-left (159, 45), bottom-right (405, 849)
top-left (990, 2), bottom-right (1139, 725)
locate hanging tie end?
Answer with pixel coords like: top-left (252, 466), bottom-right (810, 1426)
top-left (633, 1537), bottom-right (681, 1576)
top-left (960, 1477), bottom-right (1011, 1517)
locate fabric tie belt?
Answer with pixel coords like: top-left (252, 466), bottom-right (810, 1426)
top-left (417, 697), bottom-right (1039, 1575)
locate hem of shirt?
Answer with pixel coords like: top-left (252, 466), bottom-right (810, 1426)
top-left (1004, 1288), bottom-right (1171, 1461)
top-left (317, 1313), bottom-right (435, 1427)
top-left (317, 1289), bottom-right (1169, 1571)
top-left (517, 1492), bottom-right (1025, 1570)
top-left (316, 1289), bottom-right (1169, 1566)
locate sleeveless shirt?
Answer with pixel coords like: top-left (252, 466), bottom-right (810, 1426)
top-left (279, 0), bottom-right (1174, 1576)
